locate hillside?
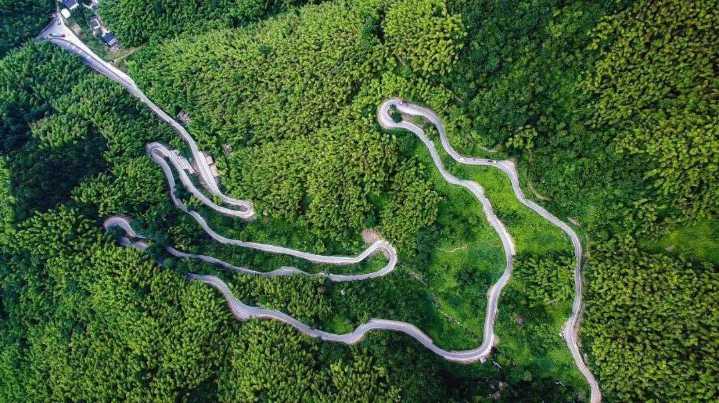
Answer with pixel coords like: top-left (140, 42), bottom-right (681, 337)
top-left (1, 0), bottom-right (717, 401)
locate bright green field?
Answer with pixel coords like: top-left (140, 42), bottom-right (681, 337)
top-left (644, 219), bottom-right (719, 264)
top-left (419, 121), bottom-right (585, 392)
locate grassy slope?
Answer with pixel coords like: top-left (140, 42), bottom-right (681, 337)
top-left (424, 123), bottom-right (585, 390)
top-left (409, 138), bottom-right (505, 349)
top-left (643, 219), bottom-right (719, 265)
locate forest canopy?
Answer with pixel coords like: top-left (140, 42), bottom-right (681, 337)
top-left (1, 0), bottom-right (718, 401)
top-left (99, 0), bottom-right (326, 46)
top-left (0, 0), bottom-right (53, 57)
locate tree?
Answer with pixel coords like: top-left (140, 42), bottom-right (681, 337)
top-left (384, 0), bottom-right (466, 76)
top-left (584, 242), bottom-right (719, 401)
top-left (584, 0), bottom-right (719, 223)
top-left (0, 0), bottom-right (54, 57)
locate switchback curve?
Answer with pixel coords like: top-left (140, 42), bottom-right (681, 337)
top-left (378, 99), bottom-right (600, 403)
top-left (38, 16), bottom-right (254, 216)
top-left (104, 214), bottom-right (505, 363)
top-left (40, 15), bottom-right (600, 402)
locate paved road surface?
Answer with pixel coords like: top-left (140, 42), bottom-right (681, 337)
top-left (38, 16), bottom-right (253, 216)
top-left (380, 99), bottom-right (600, 403)
top-left (41, 16), bottom-right (600, 402)
top-left (104, 216), bottom-right (397, 282)
top-left (105, 217), bottom-right (511, 364)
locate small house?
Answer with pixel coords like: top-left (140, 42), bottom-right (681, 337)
top-left (82, 0), bottom-right (99, 10)
top-left (177, 111), bottom-right (191, 125)
top-left (101, 32), bottom-right (118, 47)
top-left (62, 0), bottom-right (79, 10)
top-left (202, 152), bottom-right (214, 165)
top-left (89, 17), bottom-right (102, 37)
top-left (201, 152), bottom-right (220, 177)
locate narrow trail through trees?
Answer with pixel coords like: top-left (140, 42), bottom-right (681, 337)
top-left (41, 15), bottom-right (600, 402)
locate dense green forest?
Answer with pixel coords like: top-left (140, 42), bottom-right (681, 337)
top-left (99, 0), bottom-right (326, 47)
top-left (0, 0), bottom-right (53, 57)
top-left (1, 0), bottom-right (717, 401)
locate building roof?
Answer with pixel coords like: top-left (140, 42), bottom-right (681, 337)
top-left (63, 0), bottom-right (79, 10)
top-left (101, 32), bottom-right (117, 46)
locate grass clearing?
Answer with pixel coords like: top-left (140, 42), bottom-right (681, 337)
top-left (419, 122), bottom-right (585, 391)
top-left (407, 135), bottom-right (506, 349)
top-left (644, 219), bottom-right (719, 264)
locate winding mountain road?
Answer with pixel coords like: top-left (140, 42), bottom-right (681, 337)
top-left (39, 17), bottom-right (253, 216)
top-left (105, 213), bottom-right (514, 362)
top-left (380, 99), bottom-right (600, 402)
top-left (104, 215), bottom-right (505, 364)
top-left (41, 14), bottom-right (600, 402)
top-left (104, 216), bottom-right (397, 282)
top-left (146, 142), bottom-right (398, 273)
